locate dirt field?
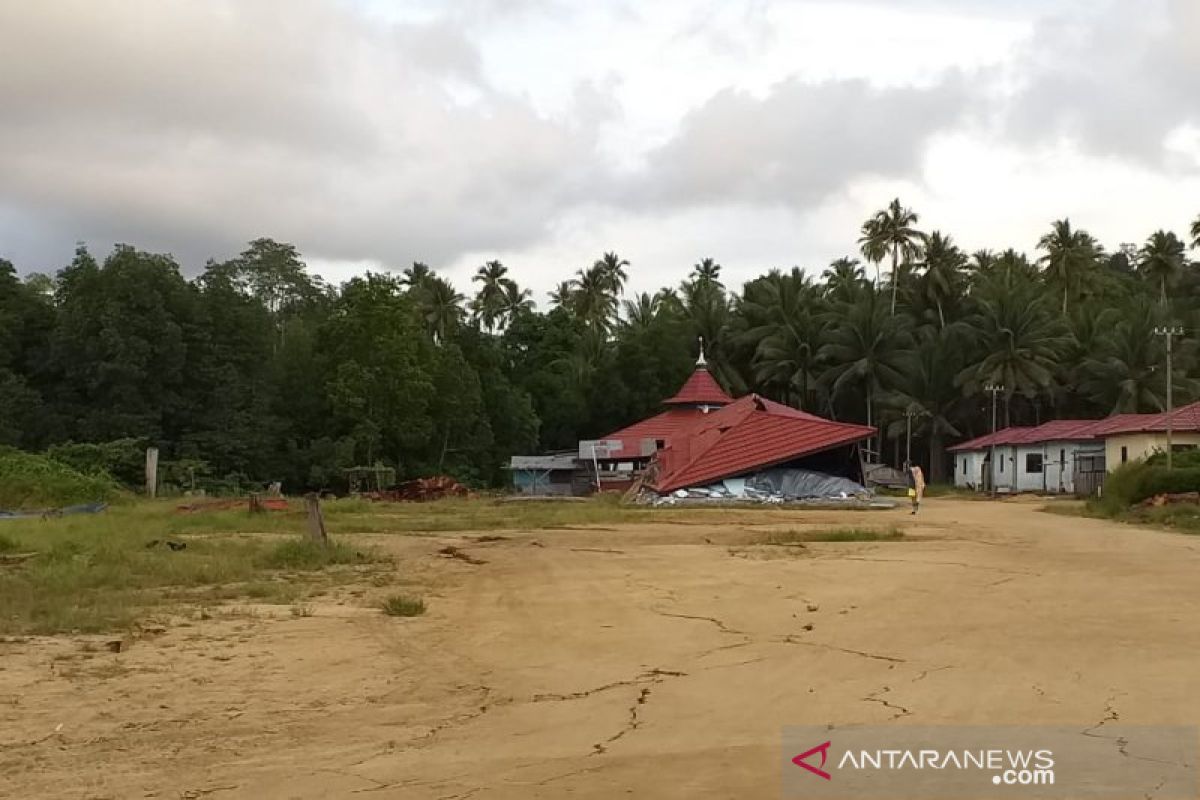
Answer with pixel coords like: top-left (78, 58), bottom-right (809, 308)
top-left (4, 497), bottom-right (1199, 799)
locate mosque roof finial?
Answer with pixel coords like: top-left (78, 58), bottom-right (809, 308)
top-left (697, 337), bottom-right (707, 367)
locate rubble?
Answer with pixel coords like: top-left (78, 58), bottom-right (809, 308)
top-left (637, 467), bottom-right (896, 509)
top-left (367, 475), bottom-right (471, 502)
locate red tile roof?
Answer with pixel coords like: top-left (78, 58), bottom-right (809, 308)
top-left (947, 402), bottom-right (1200, 452)
top-left (596, 408), bottom-right (709, 460)
top-left (649, 394), bottom-right (875, 492)
top-left (662, 366), bottom-right (733, 407)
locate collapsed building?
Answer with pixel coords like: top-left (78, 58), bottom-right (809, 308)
top-left (510, 349), bottom-right (878, 502)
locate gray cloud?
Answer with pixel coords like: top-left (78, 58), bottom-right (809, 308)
top-left (1004, 0), bottom-right (1200, 163)
top-left (0, 0), bottom-right (604, 272)
top-left (636, 76), bottom-right (969, 208)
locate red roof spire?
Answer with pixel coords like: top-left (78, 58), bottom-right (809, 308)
top-left (663, 339), bottom-right (733, 407)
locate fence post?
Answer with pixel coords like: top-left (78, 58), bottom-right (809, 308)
top-left (145, 447), bottom-right (159, 498)
top-left (304, 493), bottom-right (328, 545)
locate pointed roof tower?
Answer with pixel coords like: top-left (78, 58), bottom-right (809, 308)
top-left (663, 338), bottom-right (733, 407)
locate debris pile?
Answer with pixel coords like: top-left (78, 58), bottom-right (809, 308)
top-left (637, 467), bottom-right (894, 508)
top-left (1139, 492), bottom-right (1200, 508)
top-left (367, 475), bottom-right (470, 502)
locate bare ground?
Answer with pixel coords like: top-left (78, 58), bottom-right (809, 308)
top-left (4, 497), bottom-right (1199, 799)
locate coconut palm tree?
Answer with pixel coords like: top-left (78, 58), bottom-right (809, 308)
top-left (858, 198), bottom-right (925, 315)
top-left (573, 265), bottom-right (618, 331)
top-left (1137, 230), bottom-right (1187, 307)
top-left (499, 280), bottom-right (535, 327)
top-left (594, 252), bottom-right (630, 296)
top-left (1079, 299), bottom-right (1168, 414)
top-left (917, 231), bottom-right (966, 329)
top-left (691, 257), bottom-right (724, 289)
top-left (1037, 219), bottom-right (1103, 315)
top-left (734, 269), bottom-right (827, 408)
top-left (401, 261), bottom-right (433, 290)
top-left (622, 292), bottom-right (661, 331)
top-left (957, 275), bottom-right (1069, 417)
top-left (1191, 214), bottom-right (1200, 250)
top-left (548, 280), bottom-right (576, 311)
top-left (821, 257), bottom-right (867, 303)
top-left (818, 288), bottom-right (914, 440)
top-left (886, 325), bottom-right (971, 481)
top-left (417, 276), bottom-right (465, 344)
top-left (471, 260), bottom-right (509, 332)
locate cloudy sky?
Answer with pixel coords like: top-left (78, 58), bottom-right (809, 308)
top-left (1, 0), bottom-right (1198, 301)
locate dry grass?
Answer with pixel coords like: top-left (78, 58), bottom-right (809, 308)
top-left (0, 502), bottom-right (390, 635)
top-left (380, 594), bottom-right (426, 617)
top-left (762, 526), bottom-right (904, 544)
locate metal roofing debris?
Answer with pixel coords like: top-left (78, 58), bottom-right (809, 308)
top-left (947, 400), bottom-right (1200, 452)
top-left (650, 394), bottom-right (875, 492)
top-left (508, 454), bottom-right (580, 471)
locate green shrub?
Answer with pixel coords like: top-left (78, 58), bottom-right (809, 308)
top-left (1146, 449), bottom-right (1200, 470)
top-left (1135, 467), bottom-right (1200, 501)
top-left (45, 438), bottom-right (147, 487)
top-left (380, 594), bottom-right (425, 617)
top-left (0, 448), bottom-right (121, 510)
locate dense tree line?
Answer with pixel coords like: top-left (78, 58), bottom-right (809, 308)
top-left (2, 206), bottom-right (1199, 490)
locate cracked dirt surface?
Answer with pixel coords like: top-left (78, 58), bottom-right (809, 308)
top-left (4, 497), bottom-right (1200, 798)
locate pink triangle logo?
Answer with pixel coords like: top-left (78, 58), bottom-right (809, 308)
top-left (792, 740), bottom-right (832, 780)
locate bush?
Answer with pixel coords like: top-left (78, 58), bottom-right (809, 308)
top-left (1146, 449), bottom-right (1200, 470)
top-left (0, 448), bottom-right (121, 510)
top-left (46, 438), bottom-right (147, 487)
top-left (254, 539), bottom-right (379, 570)
top-left (381, 594), bottom-right (425, 617)
top-left (1135, 467), bottom-right (1200, 501)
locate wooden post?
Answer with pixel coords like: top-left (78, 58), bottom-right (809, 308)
top-left (248, 493), bottom-right (264, 514)
top-left (145, 447), bottom-right (159, 498)
top-left (304, 493), bottom-right (328, 545)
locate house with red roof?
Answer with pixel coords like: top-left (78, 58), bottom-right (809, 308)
top-left (948, 400), bottom-right (1200, 495)
top-left (575, 348), bottom-right (876, 494)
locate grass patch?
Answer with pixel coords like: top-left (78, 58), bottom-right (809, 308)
top-left (0, 447), bottom-right (121, 509)
top-left (1041, 497), bottom-right (1200, 535)
top-left (0, 533), bottom-right (20, 553)
top-left (254, 539), bottom-right (380, 570)
top-left (763, 526), bottom-right (904, 544)
top-left (380, 594), bottom-right (425, 617)
top-left (0, 502), bottom-right (389, 635)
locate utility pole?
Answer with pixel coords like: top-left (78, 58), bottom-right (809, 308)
top-left (904, 407), bottom-right (920, 467)
top-left (985, 383), bottom-right (1004, 497)
top-left (1154, 326), bottom-right (1184, 470)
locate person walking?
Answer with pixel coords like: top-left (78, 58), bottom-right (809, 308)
top-left (906, 462), bottom-right (926, 515)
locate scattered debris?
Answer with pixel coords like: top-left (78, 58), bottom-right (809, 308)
top-left (175, 497), bottom-right (288, 514)
top-left (437, 545), bottom-right (487, 565)
top-left (366, 475), bottom-right (471, 502)
top-left (0, 502), bottom-right (108, 521)
top-left (0, 552), bottom-right (39, 566)
top-left (145, 539), bottom-right (187, 551)
top-left (472, 535), bottom-right (510, 543)
top-left (637, 468), bottom-right (896, 508)
top-left (1141, 492), bottom-right (1200, 507)
top-left (105, 639), bottom-right (125, 653)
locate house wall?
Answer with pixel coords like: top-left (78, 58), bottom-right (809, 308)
top-left (1013, 441), bottom-right (1091, 493)
top-left (954, 451), bottom-right (986, 489)
top-left (1105, 432), bottom-right (1200, 470)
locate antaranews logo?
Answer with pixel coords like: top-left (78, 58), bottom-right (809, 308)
top-left (782, 726), bottom-right (1198, 799)
top-left (791, 740), bottom-right (1054, 786)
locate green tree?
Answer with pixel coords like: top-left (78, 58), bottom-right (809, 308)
top-left (916, 231), bottom-right (966, 328)
top-left (858, 198), bottom-right (925, 315)
top-left (1037, 219), bottom-right (1103, 315)
top-left (470, 260), bottom-right (509, 332)
top-left (821, 257), bottom-right (867, 303)
top-left (1137, 230), bottom-right (1187, 307)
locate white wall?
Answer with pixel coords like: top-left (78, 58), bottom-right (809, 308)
top-left (956, 441), bottom-right (1102, 494)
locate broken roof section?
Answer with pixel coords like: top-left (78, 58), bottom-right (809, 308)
top-left (650, 394), bottom-right (875, 492)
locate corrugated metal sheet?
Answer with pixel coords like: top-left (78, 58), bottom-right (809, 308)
top-left (509, 454), bottom-right (581, 471)
top-left (662, 367), bottom-right (733, 406)
top-left (650, 395), bottom-right (875, 492)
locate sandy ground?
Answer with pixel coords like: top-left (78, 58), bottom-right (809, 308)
top-left (3, 497), bottom-right (1200, 799)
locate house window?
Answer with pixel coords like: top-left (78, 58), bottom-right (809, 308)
top-left (1060, 448), bottom-right (1065, 465)
top-left (999, 457), bottom-right (1004, 474)
top-left (962, 458), bottom-right (966, 474)
top-left (1121, 446), bottom-right (1128, 464)
top-left (1025, 453), bottom-right (1043, 473)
